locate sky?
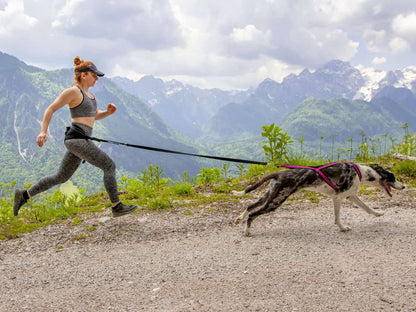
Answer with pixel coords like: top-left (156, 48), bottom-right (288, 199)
top-left (1, 0), bottom-right (416, 90)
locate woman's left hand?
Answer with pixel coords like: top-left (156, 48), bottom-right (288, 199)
top-left (107, 103), bottom-right (117, 115)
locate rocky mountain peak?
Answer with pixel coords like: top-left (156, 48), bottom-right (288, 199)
top-left (317, 59), bottom-right (353, 74)
top-left (138, 75), bottom-right (165, 91)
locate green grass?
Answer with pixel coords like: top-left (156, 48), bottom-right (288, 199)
top-left (1, 159), bottom-right (415, 240)
top-left (393, 160), bottom-right (416, 187)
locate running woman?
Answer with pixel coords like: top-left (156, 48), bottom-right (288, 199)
top-left (13, 56), bottom-right (137, 217)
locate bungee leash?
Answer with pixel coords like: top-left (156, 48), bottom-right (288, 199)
top-left (65, 125), bottom-right (266, 165)
top-left (89, 135), bottom-right (267, 165)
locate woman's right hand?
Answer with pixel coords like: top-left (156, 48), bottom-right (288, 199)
top-left (35, 87), bottom-right (77, 148)
top-left (37, 132), bottom-right (47, 147)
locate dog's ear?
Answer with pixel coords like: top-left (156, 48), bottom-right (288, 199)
top-left (371, 165), bottom-right (395, 181)
top-left (369, 164), bottom-right (389, 181)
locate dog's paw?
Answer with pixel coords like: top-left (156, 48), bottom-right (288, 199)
top-left (234, 217), bottom-right (241, 225)
top-left (232, 190), bottom-right (245, 196)
top-left (374, 211), bottom-right (384, 217)
top-left (340, 226), bottom-right (351, 232)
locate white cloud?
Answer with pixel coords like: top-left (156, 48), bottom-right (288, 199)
top-left (389, 37), bottom-right (409, 53)
top-left (0, 0), bottom-right (37, 35)
top-left (392, 12), bottom-right (416, 37)
top-left (363, 29), bottom-right (387, 52)
top-left (372, 56), bottom-right (386, 65)
top-left (51, 0), bottom-right (184, 50)
top-left (0, 0), bottom-right (415, 90)
top-left (230, 25), bottom-right (271, 43)
top-left (391, 12), bottom-right (416, 49)
top-left (227, 25), bottom-right (272, 59)
top-left (311, 0), bottom-right (367, 24)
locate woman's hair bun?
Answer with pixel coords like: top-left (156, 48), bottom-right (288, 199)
top-left (74, 56), bottom-right (83, 67)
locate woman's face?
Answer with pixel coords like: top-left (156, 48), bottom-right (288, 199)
top-left (82, 72), bottom-right (98, 87)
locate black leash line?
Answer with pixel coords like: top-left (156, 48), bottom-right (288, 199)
top-left (89, 136), bottom-right (268, 166)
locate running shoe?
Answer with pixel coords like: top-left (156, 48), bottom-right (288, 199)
top-left (112, 203), bottom-right (138, 217)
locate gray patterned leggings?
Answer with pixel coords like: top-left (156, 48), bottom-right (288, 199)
top-left (28, 123), bottom-right (119, 203)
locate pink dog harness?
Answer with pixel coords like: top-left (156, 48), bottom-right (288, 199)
top-left (280, 162), bottom-right (362, 191)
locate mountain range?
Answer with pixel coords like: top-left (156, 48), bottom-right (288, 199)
top-left (112, 60), bottom-right (416, 143)
top-left (112, 76), bottom-right (250, 139)
top-left (1, 51), bottom-right (415, 192)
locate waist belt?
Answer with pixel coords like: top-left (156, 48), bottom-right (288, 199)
top-left (64, 124), bottom-right (90, 141)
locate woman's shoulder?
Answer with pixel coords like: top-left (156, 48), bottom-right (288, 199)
top-left (61, 86), bottom-right (83, 97)
top-left (58, 86), bottom-right (83, 107)
top-left (65, 85), bottom-right (82, 93)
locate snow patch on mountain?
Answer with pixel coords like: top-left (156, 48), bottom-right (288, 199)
top-left (354, 66), bottom-right (387, 101)
top-left (354, 65), bottom-right (416, 101)
top-left (397, 66), bottom-right (416, 91)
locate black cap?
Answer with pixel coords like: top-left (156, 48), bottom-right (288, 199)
top-left (75, 64), bottom-right (104, 77)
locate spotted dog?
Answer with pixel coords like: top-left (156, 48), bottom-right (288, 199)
top-left (235, 163), bottom-right (405, 236)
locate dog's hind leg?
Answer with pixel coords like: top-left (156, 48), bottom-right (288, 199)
top-left (333, 198), bottom-right (351, 232)
top-left (235, 180), bottom-right (276, 225)
top-left (235, 191), bottom-right (269, 225)
top-left (348, 195), bottom-right (384, 217)
top-left (244, 195), bottom-right (287, 237)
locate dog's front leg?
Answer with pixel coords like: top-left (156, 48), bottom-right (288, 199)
top-left (333, 198), bottom-right (351, 232)
top-left (235, 210), bottom-right (248, 225)
top-left (348, 195), bottom-right (384, 217)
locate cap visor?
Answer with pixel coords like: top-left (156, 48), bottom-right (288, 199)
top-left (93, 70), bottom-right (104, 77)
top-left (76, 65), bottom-right (105, 76)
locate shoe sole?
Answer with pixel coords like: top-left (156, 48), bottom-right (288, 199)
top-left (112, 205), bottom-right (138, 217)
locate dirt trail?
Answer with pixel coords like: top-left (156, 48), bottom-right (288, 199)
top-left (1, 187), bottom-right (416, 312)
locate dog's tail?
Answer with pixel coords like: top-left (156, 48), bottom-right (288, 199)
top-left (244, 172), bottom-right (279, 194)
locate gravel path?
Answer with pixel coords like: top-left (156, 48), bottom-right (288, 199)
top-left (1, 187), bottom-right (416, 312)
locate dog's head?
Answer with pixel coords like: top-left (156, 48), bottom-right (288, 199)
top-left (370, 165), bottom-right (405, 196)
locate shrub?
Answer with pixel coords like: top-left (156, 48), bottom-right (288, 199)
top-left (147, 197), bottom-right (172, 211)
top-left (170, 182), bottom-right (195, 196)
top-left (394, 160), bottom-right (416, 178)
top-left (197, 167), bottom-right (222, 186)
top-left (246, 164), bottom-right (266, 179)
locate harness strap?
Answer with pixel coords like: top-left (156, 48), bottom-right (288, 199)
top-left (347, 162), bottom-right (362, 181)
top-left (281, 162), bottom-right (361, 191)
